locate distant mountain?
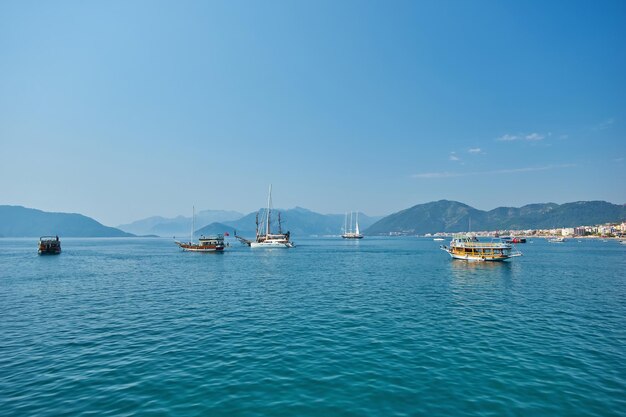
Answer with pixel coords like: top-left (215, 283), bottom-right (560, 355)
top-left (196, 207), bottom-right (382, 237)
top-left (365, 200), bottom-right (626, 235)
top-left (0, 205), bottom-right (134, 237)
top-left (118, 209), bottom-right (244, 237)
top-left (194, 222), bottom-right (239, 237)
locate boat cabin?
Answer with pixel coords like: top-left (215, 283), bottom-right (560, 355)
top-left (198, 235), bottom-right (225, 246)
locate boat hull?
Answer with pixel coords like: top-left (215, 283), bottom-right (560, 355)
top-left (176, 242), bottom-right (224, 252)
top-left (446, 250), bottom-right (511, 262)
top-left (38, 248), bottom-right (61, 255)
top-left (180, 247), bottom-right (224, 252)
top-left (341, 234), bottom-right (363, 239)
top-left (250, 241), bottom-right (294, 248)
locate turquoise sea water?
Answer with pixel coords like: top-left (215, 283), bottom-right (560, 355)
top-left (1, 237), bottom-right (625, 416)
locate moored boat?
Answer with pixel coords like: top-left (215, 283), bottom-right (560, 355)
top-left (175, 206), bottom-right (225, 252)
top-left (548, 237), bottom-right (566, 243)
top-left (242, 185), bottom-right (294, 248)
top-left (176, 235), bottom-right (225, 252)
top-left (341, 211), bottom-right (364, 239)
top-left (38, 236), bottom-right (61, 255)
top-left (440, 234), bottom-right (521, 262)
top-left (501, 236), bottom-right (527, 244)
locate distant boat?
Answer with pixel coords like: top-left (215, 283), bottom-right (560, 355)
top-left (501, 236), bottom-right (526, 244)
top-left (238, 185), bottom-right (294, 248)
top-left (548, 237), bottom-right (566, 243)
top-left (175, 206), bottom-right (225, 252)
top-left (341, 211), bottom-right (364, 239)
top-left (38, 236), bottom-right (61, 255)
top-left (440, 234), bottom-right (522, 262)
top-left (433, 237), bottom-right (445, 241)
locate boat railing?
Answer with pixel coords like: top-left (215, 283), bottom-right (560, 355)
top-left (453, 241), bottom-right (510, 248)
top-left (199, 234), bottom-right (224, 240)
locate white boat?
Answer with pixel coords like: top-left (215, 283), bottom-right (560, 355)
top-left (440, 234), bottom-right (522, 262)
top-left (548, 237), bottom-right (566, 243)
top-left (245, 185), bottom-right (294, 248)
top-left (175, 206), bottom-right (225, 252)
top-left (433, 237), bottom-right (445, 241)
top-left (341, 211), bottom-right (364, 239)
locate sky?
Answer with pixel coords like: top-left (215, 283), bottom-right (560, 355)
top-left (1, 0), bottom-right (624, 226)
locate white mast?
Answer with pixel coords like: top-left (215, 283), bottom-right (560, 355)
top-left (349, 211), bottom-right (353, 234)
top-left (266, 184), bottom-right (272, 236)
top-left (344, 212), bottom-right (348, 234)
top-left (191, 205), bottom-right (195, 243)
top-left (356, 211), bottom-right (360, 235)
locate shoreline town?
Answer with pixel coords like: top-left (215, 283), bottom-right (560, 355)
top-left (418, 222), bottom-right (626, 239)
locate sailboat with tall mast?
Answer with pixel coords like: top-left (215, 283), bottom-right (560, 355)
top-left (247, 185), bottom-right (294, 248)
top-left (341, 211), bottom-right (364, 239)
top-left (175, 206), bottom-right (225, 252)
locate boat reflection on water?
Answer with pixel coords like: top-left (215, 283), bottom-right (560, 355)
top-left (448, 256), bottom-right (519, 290)
top-left (450, 259), bottom-right (511, 271)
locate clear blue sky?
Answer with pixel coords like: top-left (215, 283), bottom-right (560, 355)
top-left (1, 0), bottom-right (624, 226)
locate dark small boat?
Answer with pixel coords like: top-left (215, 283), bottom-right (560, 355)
top-left (501, 236), bottom-right (526, 244)
top-left (38, 236), bottom-right (61, 255)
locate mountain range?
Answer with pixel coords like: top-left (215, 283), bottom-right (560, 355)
top-left (0, 206), bottom-right (133, 237)
top-left (117, 209), bottom-right (244, 236)
top-left (193, 207), bottom-right (381, 238)
top-left (364, 200), bottom-right (626, 235)
top-left (2, 201), bottom-right (624, 238)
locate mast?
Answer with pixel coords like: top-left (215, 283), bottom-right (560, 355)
top-left (349, 211), bottom-right (353, 234)
top-left (356, 212), bottom-right (360, 235)
top-left (344, 212), bottom-right (347, 234)
top-left (191, 205), bottom-right (195, 243)
top-left (278, 212), bottom-right (283, 234)
top-left (266, 184), bottom-right (272, 236)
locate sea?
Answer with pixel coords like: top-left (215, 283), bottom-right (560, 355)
top-left (1, 237), bottom-right (624, 417)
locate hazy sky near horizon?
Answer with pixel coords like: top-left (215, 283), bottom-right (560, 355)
top-left (1, 0), bottom-right (625, 226)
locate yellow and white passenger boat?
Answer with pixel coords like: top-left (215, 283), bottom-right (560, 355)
top-left (440, 234), bottom-right (522, 262)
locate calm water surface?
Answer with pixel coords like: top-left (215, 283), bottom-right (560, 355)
top-left (1, 237), bottom-right (625, 416)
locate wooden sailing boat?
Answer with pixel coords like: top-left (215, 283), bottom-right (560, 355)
top-left (341, 211), bottom-right (364, 239)
top-left (175, 206), bottom-right (225, 252)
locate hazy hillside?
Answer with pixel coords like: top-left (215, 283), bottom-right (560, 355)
top-left (219, 207), bottom-right (382, 237)
top-left (193, 222), bottom-right (241, 238)
top-left (0, 206), bottom-right (134, 237)
top-left (365, 200), bottom-right (626, 235)
top-left (118, 209), bottom-right (244, 236)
